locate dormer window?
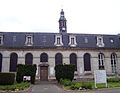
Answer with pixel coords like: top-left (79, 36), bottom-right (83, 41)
top-left (0, 35), bottom-right (3, 45)
top-left (54, 34), bottom-right (63, 46)
top-left (25, 34), bottom-right (33, 46)
top-left (43, 36), bottom-right (46, 43)
top-left (13, 36), bottom-right (16, 42)
top-left (57, 37), bottom-right (60, 44)
top-left (85, 37), bottom-right (88, 43)
top-left (69, 35), bottom-right (77, 47)
top-left (96, 36), bottom-right (104, 47)
top-left (71, 38), bottom-right (75, 44)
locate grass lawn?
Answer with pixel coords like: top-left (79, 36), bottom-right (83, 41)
top-left (96, 82), bottom-right (120, 89)
top-left (0, 82), bottom-right (31, 91)
top-left (63, 80), bottom-right (120, 90)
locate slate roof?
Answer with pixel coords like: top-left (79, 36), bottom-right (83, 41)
top-left (0, 32), bottom-right (120, 49)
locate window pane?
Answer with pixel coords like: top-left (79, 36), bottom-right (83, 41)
top-left (55, 53), bottom-right (63, 65)
top-left (10, 53), bottom-right (18, 72)
top-left (40, 53), bottom-right (48, 62)
top-left (25, 53), bottom-right (33, 65)
top-left (70, 53), bottom-right (77, 71)
top-left (98, 53), bottom-right (105, 70)
top-left (84, 53), bottom-right (91, 71)
top-left (0, 53), bottom-right (2, 72)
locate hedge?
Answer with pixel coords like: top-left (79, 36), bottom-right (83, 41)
top-left (107, 78), bottom-right (120, 82)
top-left (0, 73), bottom-right (15, 85)
top-left (55, 64), bottom-right (75, 82)
top-left (16, 64), bottom-right (37, 84)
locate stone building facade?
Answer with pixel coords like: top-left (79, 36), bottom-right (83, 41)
top-left (0, 9), bottom-right (120, 80)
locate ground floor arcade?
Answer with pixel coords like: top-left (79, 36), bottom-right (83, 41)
top-left (0, 49), bottom-right (120, 80)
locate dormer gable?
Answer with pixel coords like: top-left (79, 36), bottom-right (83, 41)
top-left (69, 34), bottom-right (77, 47)
top-left (54, 34), bottom-right (63, 46)
top-left (96, 36), bottom-right (104, 47)
top-left (25, 34), bottom-right (33, 46)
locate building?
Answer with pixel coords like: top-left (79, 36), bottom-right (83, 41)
top-left (0, 9), bottom-right (120, 81)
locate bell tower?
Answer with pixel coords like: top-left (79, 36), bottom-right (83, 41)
top-left (59, 9), bottom-right (67, 33)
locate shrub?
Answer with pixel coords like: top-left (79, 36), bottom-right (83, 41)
top-left (81, 82), bottom-right (92, 89)
top-left (107, 78), bottom-right (120, 82)
top-left (55, 65), bottom-right (64, 82)
top-left (0, 73), bottom-right (15, 85)
top-left (16, 64), bottom-right (37, 84)
top-left (60, 79), bottom-right (73, 86)
top-left (63, 65), bottom-right (75, 81)
top-left (55, 64), bottom-right (75, 82)
top-left (70, 82), bottom-right (81, 90)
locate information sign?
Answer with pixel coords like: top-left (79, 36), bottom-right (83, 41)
top-left (94, 70), bottom-right (107, 88)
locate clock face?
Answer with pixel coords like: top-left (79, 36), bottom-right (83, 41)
top-left (62, 27), bottom-right (65, 30)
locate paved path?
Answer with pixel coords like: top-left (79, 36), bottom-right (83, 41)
top-left (22, 81), bottom-right (120, 93)
top-left (25, 84), bottom-right (120, 93)
top-left (25, 83), bottom-right (63, 93)
top-left (1, 81), bottom-right (120, 93)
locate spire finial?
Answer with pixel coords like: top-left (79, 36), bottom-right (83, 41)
top-left (59, 9), bottom-right (67, 33)
top-left (60, 9), bottom-right (64, 16)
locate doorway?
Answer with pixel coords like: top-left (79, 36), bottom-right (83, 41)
top-left (40, 66), bottom-right (48, 81)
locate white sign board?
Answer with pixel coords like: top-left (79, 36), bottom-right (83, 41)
top-left (23, 76), bottom-right (31, 81)
top-left (50, 67), bottom-right (55, 75)
top-left (94, 70), bottom-right (107, 88)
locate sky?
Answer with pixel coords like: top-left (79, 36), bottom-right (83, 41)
top-left (0, 0), bottom-right (120, 34)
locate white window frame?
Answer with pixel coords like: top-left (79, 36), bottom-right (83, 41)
top-left (69, 35), bottom-right (77, 47)
top-left (25, 34), bottom-right (33, 46)
top-left (85, 37), bottom-right (88, 43)
top-left (98, 53), bottom-right (105, 70)
top-left (0, 35), bottom-right (3, 45)
top-left (96, 36), bottom-right (104, 47)
top-left (111, 53), bottom-right (117, 73)
top-left (54, 34), bottom-right (63, 46)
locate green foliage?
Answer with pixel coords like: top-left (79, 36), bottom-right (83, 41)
top-left (55, 64), bottom-right (64, 82)
top-left (16, 64), bottom-right (37, 84)
top-left (55, 64), bottom-right (75, 82)
top-left (64, 80), bottom-right (120, 90)
top-left (0, 73), bottom-right (15, 85)
top-left (81, 81), bottom-right (92, 89)
top-left (70, 82), bottom-right (81, 90)
top-left (107, 82), bottom-right (120, 88)
top-left (107, 78), bottom-right (120, 82)
top-left (69, 82), bottom-right (92, 90)
top-left (60, 79), bottom-right (73, 86)
top-left (63, 65), bottom-right (75, 81)
top-left (0, 82), bottom-right (30, 91)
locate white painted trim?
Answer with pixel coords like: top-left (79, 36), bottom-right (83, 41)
top-left (54, 34), bottom-right (63, 46)
top-left (25, 34), bottom-right (33, 46)
top-left (69, 35), bottom-right (77, 47)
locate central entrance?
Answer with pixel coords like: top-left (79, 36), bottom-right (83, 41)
top-left (40, 65), bottom-right (48, 81)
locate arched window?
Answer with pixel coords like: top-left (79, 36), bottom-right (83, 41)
top-left (25, 53), bottom-right (33, 65)
top-left (40, 53), bottom-right (48, 62)
top-left (0, 53), bottom-right (2, 72)
top-left (10, 53), bottom-right (18, 72)
top-left (98, 53), bottom-right (105, 70)
top-left (70, 53), bottom-right (77, 71)
top-left (55, 53), bottom-right (63, 65)
top-left (84, 53), bottom-right (91, 71)
top-left (111, 53), bottom-right (117, 73)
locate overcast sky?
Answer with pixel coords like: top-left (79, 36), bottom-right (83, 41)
top-left (0, 0), bottom-right (120, 34)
